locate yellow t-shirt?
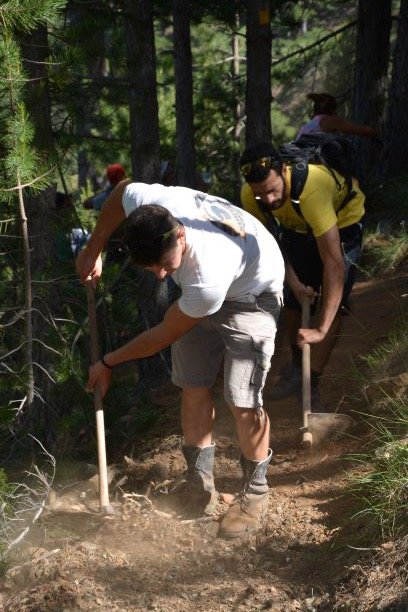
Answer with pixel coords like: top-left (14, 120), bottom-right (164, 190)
top-left (240, 164), bottom-right (365, 237)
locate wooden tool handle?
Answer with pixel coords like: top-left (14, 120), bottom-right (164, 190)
top-left (301, 297), bottom-right (313, 447)
top-left (86, 279), bottom-right (112, 513)
top-left (86, 280), bottom-right (101, 367)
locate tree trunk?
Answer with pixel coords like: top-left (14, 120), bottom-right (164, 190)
top-left (123, 0), bottom-right (170, 386)
top-left (232, 11), bottom-right (244, 204)
top-left (353, 0), bottom-right (392, 187)
top-left (19, 26), bottom-right (60, 442)
top-left (244, 0), bottom-right (272, 147)
top-left (173, 0), bottom-right (197, 188)
top-left (124, 0), bottom-right (161, 182)
top-left (17, 174), bottom-right (34, 407)
top-left (19, 26), bottom-right (56, 270)
top-left (384, 0), bottom-right (408, 180)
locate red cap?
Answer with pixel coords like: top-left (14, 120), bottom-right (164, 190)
top-left (106, 163), bottom-right (126, 185)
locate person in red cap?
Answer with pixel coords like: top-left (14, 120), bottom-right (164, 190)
top-left (106, 163), bottom-right (126, 186)
top-left (296, 92), bottom-right (378, 140)
top-left (84, 163), bottom-right (127, 211)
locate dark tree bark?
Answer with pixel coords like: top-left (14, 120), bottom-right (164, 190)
top-left (64, 1), bottom-right (111, 188)
top-left (19, 26), bottom-right (59, 439)
top-left (244, 0), bottom-right (272, 147)
top-left (122, 1), bottom-right (169, 387)
top-left (173, 0), bottom-right (197, 188)
top-left (384, 0), bottom-right (408, 180)
top-left (353, 0), bottom-right (392, 186)
top-left (232, 10), bottom-right (245, 203)
top-left (124, 0), bottom-right (161, 182)
top-left (19, 24), bottom-right (55, 289)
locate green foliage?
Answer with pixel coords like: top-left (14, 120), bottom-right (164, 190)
top-left (0, 6), bottom-right (59, 200)
top-left (0, 469), bottom-right (13, 562)
top-left (272, 8), bottom-right (357, 141)
top-left (360, 313), bottom-right (408, 380)
top-left (129, 400), bottom-right (160, 434)
top-left (0, 34), bottom-right (24, 103)
top-left (157, 1), bottom-right (358, 195)
top-left (0, 468), bottom-right (14, 528)
top-left (348, 312), bottom-right (408, 539)
top-left (360, 177), bottom-right (408, 275)
top-left (0, 0), bottom-right (67, 32)
top-left (363, 229), bottom-right (408, 275)
top-left (4, 104), bottom-right (43, 183)
top-left (349, 398), bottom-right (408, 539)
top-left (171, 17), bottom-right (244, 199)
top-left (30, 0), bottom-right (361, 200)
top-left (366, 175), bottom-right (408, 226)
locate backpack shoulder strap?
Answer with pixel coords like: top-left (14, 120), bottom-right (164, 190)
top-left (336, 176), bottom-right (357, 214)
top-left (291, 162), bottom-right (357, 223)
top-left (290, 161), bottom-right (309, 221)
top-left (256, 199), bottom-right (281, 240)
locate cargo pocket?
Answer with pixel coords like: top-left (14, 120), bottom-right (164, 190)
top-left (249, 337), bottom-right (274, 389)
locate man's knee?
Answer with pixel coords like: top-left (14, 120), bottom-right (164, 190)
top-left (182, 386), bottom-right (212, 402)
top-left (230, 406), bottom-right (269, 430)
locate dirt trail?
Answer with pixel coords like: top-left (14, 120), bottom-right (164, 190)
top-left (1, 271), bottom-right (407, 612)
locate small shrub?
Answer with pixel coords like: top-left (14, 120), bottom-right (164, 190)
top-left (350, 361), bottom-right (408, 538)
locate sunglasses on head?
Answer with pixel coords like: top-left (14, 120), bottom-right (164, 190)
top-left (128, 226), bottom-right (178, 249)
top-left (240, 156), bottom-right (275, 177)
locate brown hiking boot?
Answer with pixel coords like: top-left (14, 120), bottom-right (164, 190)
top-left (218, 449), bottom-right (272, 539)
top-left (218, 490), bottom-right (269, 539)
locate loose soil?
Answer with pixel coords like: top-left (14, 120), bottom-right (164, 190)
top-left (1, 270), bottom-right (407, 612)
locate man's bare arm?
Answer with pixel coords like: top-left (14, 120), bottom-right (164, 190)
top-left (76, 179), bottom-right (131, 283)
top-left (104, 301), bottom-right (201, 364)
top-left (86, 301), bottom-right (203, 397)
top-left (319, 115), bottom-right (377, 138)
top-left (297, 224), bottom-right (345, 345)
top-left (285, 261), bottom-right (317, 304)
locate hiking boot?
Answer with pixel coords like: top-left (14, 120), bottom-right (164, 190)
top-left (269, 362), bottom-right (301, 400)
top-left (218, 449), bottom-right (272, 539)
top-left (167, 443), bottom-right (218, 518)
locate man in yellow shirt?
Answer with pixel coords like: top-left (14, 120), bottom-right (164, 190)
top-left (240, 142), bottom-right (365, 410)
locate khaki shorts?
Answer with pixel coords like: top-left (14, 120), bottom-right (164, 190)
top-left (171, 292), bottom-right (282, 409)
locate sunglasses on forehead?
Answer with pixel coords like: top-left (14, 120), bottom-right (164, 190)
top-left (240, 156), bottom-right (276, 177)
top-left (128, 226), bottom-right (178, 249)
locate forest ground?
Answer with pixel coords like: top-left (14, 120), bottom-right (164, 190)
top-left (1, 266), bottom-right (408, 612)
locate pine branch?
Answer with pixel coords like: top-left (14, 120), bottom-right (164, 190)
top-left (0, 1), bottom-right (67, 33)
top-left (272, 20), bottom-right (357, 67)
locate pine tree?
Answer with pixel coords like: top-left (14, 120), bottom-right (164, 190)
top-left (0, 0), bottom-right (66, 429)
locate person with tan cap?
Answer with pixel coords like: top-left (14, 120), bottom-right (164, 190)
top-left (296, 92), bottom-right (378, 141)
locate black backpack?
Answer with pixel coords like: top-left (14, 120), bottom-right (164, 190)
top-left (278, 132), bottom-right (357, 223)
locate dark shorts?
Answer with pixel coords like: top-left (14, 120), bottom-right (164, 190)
top-left (281, 222), bottom-right (364, 314)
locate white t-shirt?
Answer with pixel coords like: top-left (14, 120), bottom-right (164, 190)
top-left (122, 183), bottom-right (284, 318)
top-left (295, 115), bottom-right (327, 140)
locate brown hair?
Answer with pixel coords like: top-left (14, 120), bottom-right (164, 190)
top-left (307, 92), bottom-right (337, 115)
top-left (125, 204), bottom-right (179, 266)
